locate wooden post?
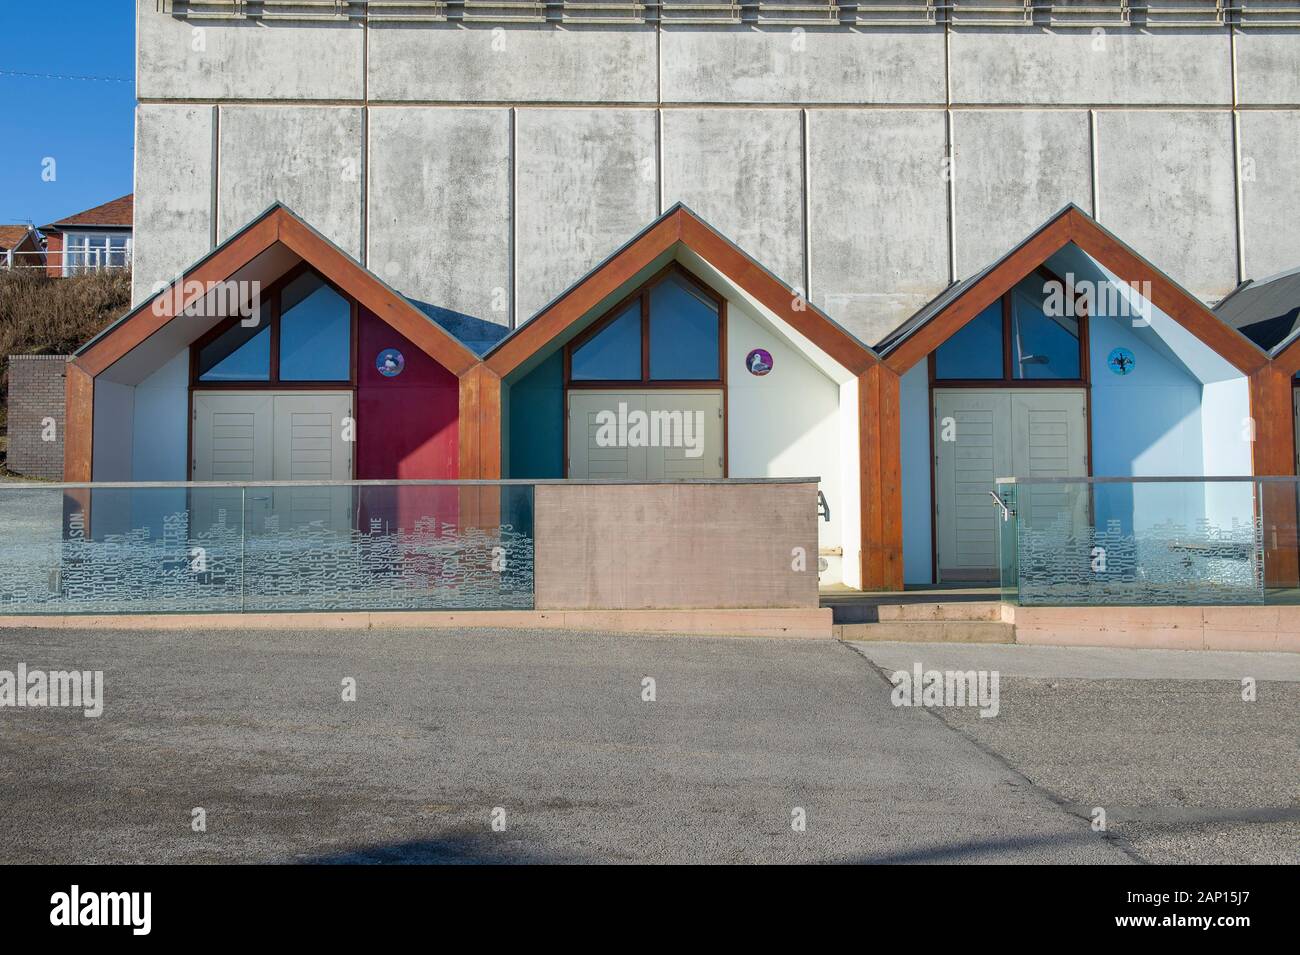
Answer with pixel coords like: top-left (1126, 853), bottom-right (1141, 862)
top-left (63, 362), bottom-right (94, 482)
top-left (1250, 365), bottom-right (1299, 588)
top-left (859, 364), bottom-right (904, 591)
top-left (456, 365), bottom-right (503, 534)
top-left (457, 365), bottom-right (502, 480)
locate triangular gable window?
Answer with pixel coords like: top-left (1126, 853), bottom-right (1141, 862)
top-left (191, 266), bottom-right (354, 386)
top-left (567, 266), bottom-right (723, 384)
top-left (197, 322), bottom-right (271, 381)
top-left (571, 301), bottom-right (641, 381)
top-left (933, 269), bottom-right (1087, 384)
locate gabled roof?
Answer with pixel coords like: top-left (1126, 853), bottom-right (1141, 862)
top-left (1213, 266), bottom-right (1300, 357)
top-left (41, 194), bottom-right (133, 232)
top-left (72, 202), bottom-right (479, 378)
top-left (0, 225), bottom-right (38, 250)
top-left (484, 203), bottom-right (876, 378)
top-left (875, 203), bottom-right (1269, 376)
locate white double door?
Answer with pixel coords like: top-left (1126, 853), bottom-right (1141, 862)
top-left (191, 391), bottom-right (353, 533)
top-left (933, 389), bottom-right (1088, 581)
top-left (567, 390), bottom-right (724, 479)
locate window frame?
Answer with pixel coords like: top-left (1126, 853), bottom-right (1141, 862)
top-left (929, 265), bottom-right (1091, 388)
top-left (61, 230), bottom-right (132, 276)
top-left (188, 262), bottom-right (358, 390)
top-left (563, 263), bottom-right (727, 390)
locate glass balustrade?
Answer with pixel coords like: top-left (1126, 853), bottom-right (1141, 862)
top-left (994, 477), bottom-right (1300, 606)
top-left (0, 481), bottom-right (535, 614)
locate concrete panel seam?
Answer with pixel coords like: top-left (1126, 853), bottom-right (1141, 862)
top-left (361, 106), bottom-right (369, 267)
top-left (138, 100), bottom-right (1278, 112)
top-left (1230, 31), bottom-right (1245, 285)
top-left (946, 108), bottom-right (956, 283)
top-left (801, 107), bottom-right (811, 302)
top-left (1089, 109), bottom-right (1099, 220)
top-left (210, 104), bottom-right (219, 250)
top-left (1232, 109), bottom-right (1245, 285)
top-left (656, 107), bottom-right (664, 215)
top-left (509, 106), bottom-right (517, 329)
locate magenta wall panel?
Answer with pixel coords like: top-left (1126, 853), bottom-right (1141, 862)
top-left (356, 308), bottom-right (459, 480)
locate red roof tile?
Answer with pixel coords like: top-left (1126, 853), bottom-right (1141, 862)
top-left (0, 225), bottom-right (36, 250)
top-left (42, 194), bottom-right (133, 231)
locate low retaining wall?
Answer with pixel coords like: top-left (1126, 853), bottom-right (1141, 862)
top-left (0, 608), bottom-right (833, 639)
top-left (1010, 605), bottom-right (1300, 653)
top-left (533, 481), bottom-right (820, 610)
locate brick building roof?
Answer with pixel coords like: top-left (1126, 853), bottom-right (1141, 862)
top-left (0, 225), bottom-right (38, 250)
top-left (41, 194), bottom-right (133, 232)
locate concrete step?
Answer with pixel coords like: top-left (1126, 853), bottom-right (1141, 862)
top-left (874, 601), bottom-right (1004, 623)
top-left (834, 620), bottom-right (1014, 643)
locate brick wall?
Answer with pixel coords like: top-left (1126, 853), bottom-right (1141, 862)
top-left (43, 233), bottom-right (62, 278)
top-left (6, 355), bottom-right (67, 480)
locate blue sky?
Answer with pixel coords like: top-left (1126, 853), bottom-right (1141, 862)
top-left (0, 2), bottom-right (136, 228)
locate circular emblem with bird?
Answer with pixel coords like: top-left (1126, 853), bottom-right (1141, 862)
top-left (1107, 347), bottom-right (1135, 376)
top-left (376, 348), bottom-right (405, 378)
top-left (746, 348), bottom-right (773, 376)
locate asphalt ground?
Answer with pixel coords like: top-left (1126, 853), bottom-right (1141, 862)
top-left (0, 627), bottom-right (1132, 864)
top-left (852, 641), bottom-right (1300, 865)
top-left (2, 627), bottom-right (1293, 864)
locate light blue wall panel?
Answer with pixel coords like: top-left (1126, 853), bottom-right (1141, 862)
top-left (900, 362), bottom-right (933, 585)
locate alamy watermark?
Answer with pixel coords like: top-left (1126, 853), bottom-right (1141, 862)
top-left (151, 276), bottom-right (262, 327)
top-left (1042, 273), bottom-right (1153, 326)
top-left (50, 886), bottom-right (150, 935)
top-left (0, 664), bottom-right (103, 718)
top-left (594, 402), bottom-right (705, 458)
top-left (890, 663), bottom-right (1000, 718)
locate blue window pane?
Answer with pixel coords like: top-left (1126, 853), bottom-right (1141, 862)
top-left (1011, 276), bottom-right (1081, 380)
top-left (279, 273), bottom-right (351, 381)
top-left (571, 303), bottom-right (641, 380)
top-left (197, 321), bottom-right (271, 381)
top-left (649, 273), bottom-right (720, 380)
top-left (934, 301), bottom-right (1004, 379)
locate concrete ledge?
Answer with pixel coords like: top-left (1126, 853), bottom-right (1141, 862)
top-left (1010, 606), bottom-right (1300, 654)
top-left (0, 608), bottom-right (833, 639)
top-left (833, 621), bottom-right (1013, 643)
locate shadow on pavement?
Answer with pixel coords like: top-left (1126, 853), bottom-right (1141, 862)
top-left (843, 828), bottom-right (1134, 865)
top-left (293, 832), bottom-right (585, 865)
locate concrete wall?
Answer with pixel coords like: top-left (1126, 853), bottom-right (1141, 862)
top-left (132, 104), bottom-right (214, 300)
top-left (367, 107), bottom-right (512, 338)
top-left (217, 106), bottom-right (365, 258)
top-left (1238, 110), bottom-right (1300, 280)
top-left (533, 481), bottom-right (820, 609)
top-left (951, 109), bottom-right (1093, 279)
top-left (135, 4), bottom-right (1300, 348)
top-left (662, 108), bottom-right (805, 289)
top-left (514, 108), bottom-right (658, 319)
top-left (808, 109), bottom-right (948, 337)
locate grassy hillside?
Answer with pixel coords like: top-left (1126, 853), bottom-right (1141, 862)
top-left (0, 269), bottom-right (130, 470)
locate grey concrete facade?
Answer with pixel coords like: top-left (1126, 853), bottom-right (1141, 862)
top-left (134, 2), bottom-right (1300, 347)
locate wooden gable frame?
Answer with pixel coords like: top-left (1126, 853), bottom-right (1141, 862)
top-left (881, 204), bottom-right (1297, 586)
top-left (482, 204), bottom-right (903, 590)
top-left (64, 204), bottom-right (486, 482)
top-left (883, 204), bottom-right (1272, 466)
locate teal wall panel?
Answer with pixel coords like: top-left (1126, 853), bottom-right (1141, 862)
top-left (508, 352), bottom-right (565, 478)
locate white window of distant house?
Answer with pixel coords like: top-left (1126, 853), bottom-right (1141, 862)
top-left (62, 232), bottom-right (132, 275)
